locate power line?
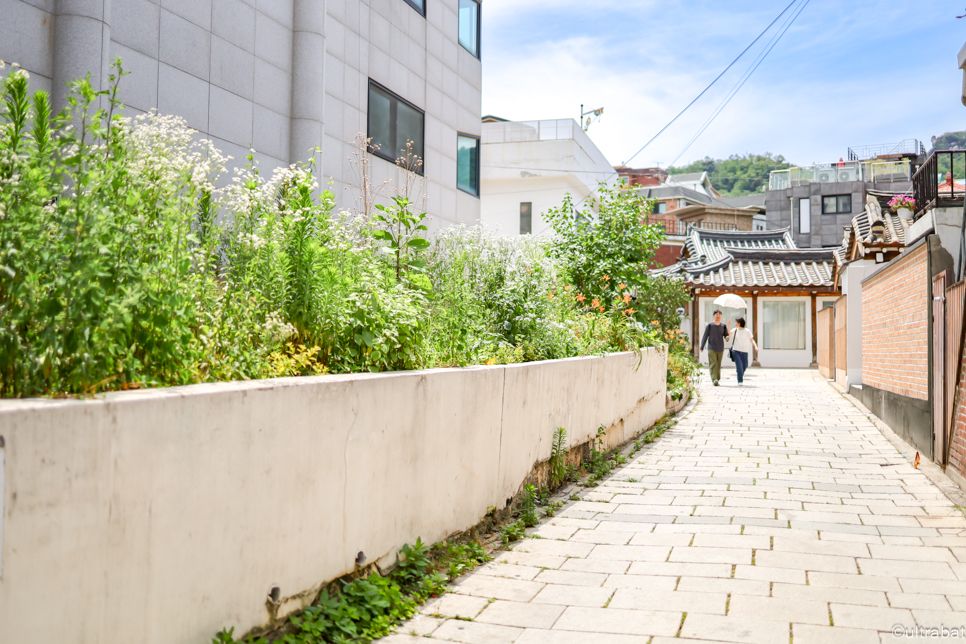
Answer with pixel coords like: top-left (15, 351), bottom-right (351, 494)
top-left (622, 0), bottom-right (799, 167)
top-left (668, 0), bottom-right (810, 168)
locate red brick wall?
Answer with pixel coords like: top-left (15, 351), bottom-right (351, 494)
top-left (861, 244), bottom-right (929, 401)
top-left (651, 242), bottom-right (683, 269)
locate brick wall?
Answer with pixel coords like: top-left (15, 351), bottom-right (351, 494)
top-left (861, 244), bottom-right (929, 400)
top-left (817, 307), bottom-right (833, 379)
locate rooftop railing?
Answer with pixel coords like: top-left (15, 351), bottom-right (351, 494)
top-left (847, 139), bottom-right (925, 161)
top-left (912, 150), bottom-right (966, 216)
top-left (653, 219), bottom-right (739, 236)
top-left (481, 119), bottom-right (578, 144)
top-left (768, 159), bottom-right (913, 191)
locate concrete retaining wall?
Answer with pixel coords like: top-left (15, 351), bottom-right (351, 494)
top-left (0, 349), bottom-right (666, 644)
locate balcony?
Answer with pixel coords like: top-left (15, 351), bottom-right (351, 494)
top-left (768, 159), bottom-right (913, 191)
top-left (912, 150), bottom-right (966, 216)
top-left (653, 219), bottom-right (739, 236)
top-left (481, 119), bottom-right (578, 144)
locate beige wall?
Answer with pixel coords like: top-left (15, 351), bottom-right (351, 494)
top-left (0, 350), bottom-right (666, 644)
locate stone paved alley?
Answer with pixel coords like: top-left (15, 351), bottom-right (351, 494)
top-left (380, 369), bottom-right (966, 644)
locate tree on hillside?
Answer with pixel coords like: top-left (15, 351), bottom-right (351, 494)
top-left (667, 153), bottom-right (793, 196)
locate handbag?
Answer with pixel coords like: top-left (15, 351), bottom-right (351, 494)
top-left (728, 328), bottom-right (736, 361)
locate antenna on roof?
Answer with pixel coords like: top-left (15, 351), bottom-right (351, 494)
top-left (580, 104), bottom-right (605, 132)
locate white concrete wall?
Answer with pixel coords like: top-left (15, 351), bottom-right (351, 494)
top-left (0, 350), bottom-right (666, 644)
top-left (841, 260), bottom-right (875, 388)
top-left (0, 0), bottom-right (481, 228)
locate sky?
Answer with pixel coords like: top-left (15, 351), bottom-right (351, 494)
top-left (480, 0), bottom-right (966, 169)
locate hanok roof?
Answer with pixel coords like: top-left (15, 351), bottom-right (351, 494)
top-left (832, 195), bottom-right (908, 282)
top-left (653, 227), bottom-right (835, 289)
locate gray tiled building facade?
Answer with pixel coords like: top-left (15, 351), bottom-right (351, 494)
top-left (0, 0), bottom-right (482, 227)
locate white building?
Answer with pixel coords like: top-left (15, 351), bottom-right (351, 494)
top-left (1, 0), bottom-right (483, 228)
top-left (480, 118), bottom-right (617, 236)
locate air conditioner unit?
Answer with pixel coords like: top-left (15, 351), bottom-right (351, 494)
top-left (837, 168), bottom-right (858, 182)
top-left (818, 171), bottom-right (834, 183)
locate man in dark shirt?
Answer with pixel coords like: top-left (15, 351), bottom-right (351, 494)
top-left (700, 310), bottom-right (730, 386)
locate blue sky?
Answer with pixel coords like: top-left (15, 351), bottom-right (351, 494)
top-left (480, 0), bottom-right (966, 169)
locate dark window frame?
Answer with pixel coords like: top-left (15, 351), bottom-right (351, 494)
top-left (821, 194), bottom-right (852, 215)
top-left (458, 0), bottom-right (482, 59)
top-left (402, 0), bottom-right (426, 16)
top-left (367, 79), bottom-right (425, 175)
top-left (456, 132), bottom-right (481, 198)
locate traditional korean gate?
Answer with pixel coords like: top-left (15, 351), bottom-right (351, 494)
top-left (934, 272), bottom-right (948, 464)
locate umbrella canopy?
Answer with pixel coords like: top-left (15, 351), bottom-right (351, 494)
top-left (713, 293), bottom-right (748, 309)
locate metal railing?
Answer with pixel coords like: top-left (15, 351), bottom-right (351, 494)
top-left (481, 119), bottom-right (577, 144)
top-left (847, 139), bottom-right (925, 161)
top-left (652, 219), bottom-right (739, 236)
top-left (912, 150), bottom-right (966, 215)
top-left (768, 159), bottom-right (913, 191)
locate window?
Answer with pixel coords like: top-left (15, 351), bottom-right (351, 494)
top-left (403, 0), bottom-right (425, 16)
top-left (763, 301), bottom-right (805, 350)
top-left (459, 0), bottom-right (481, 58)
top-left (654, 202), bottom-right (667, 214)
top-left (822, 195), bottom-right (852, 215)
top-left (799, 197), bottom-right (810, 234)
top-left (457, 134), bottom-right (480, 196)
top-left (367, 80), bottom-right (425, 169)
top-left (520, 203), bottom-right (532, 235)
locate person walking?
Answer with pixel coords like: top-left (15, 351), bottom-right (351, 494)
top-left (700, 310), bottom-right (730, 386)
top-left (731, 317), bottom-right (758, 386)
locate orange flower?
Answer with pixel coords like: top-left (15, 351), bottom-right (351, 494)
top-left (602, 275), bottom-right (611, 281)
top-left (564, 285), bottom-right (572, 291)
top-left (623, 293), bottom-right (631, 304)
top-left (627, 308), bottom-right (637, 314)
top-left (651, 320), bottom-right (660, 325)
top-left (577, 293), bottom-right (586, 303)
top-left (591, 298), bottom-right (601, 309)
top-left (618, 283), bottom-right (626, 290)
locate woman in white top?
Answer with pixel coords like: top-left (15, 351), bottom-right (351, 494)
top-left (731, 317), bottom-right (758, 386)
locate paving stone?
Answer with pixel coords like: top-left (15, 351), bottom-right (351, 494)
top-left (432, 619), bottom-right (525, 644)
top-left (734, 564), bottom-right (806, 584)
top-left (532, 570), bottom-right (607, 587)
top-left (569, 529), bottom-right (632, 545)
top-left (494, 551), bottom-right (566, 570)
top-left (627, 561), bottom-right (733, 578)
top-left (530, 584), bottom-right (615, 607)
top-left (869, 544), bottom-right (957, 563)
top-left (755, 550), bottom-right (858, 573)
top-left (451, 575), bottom-right (545, 602)
top-left (727, 594), bottom-right (830, 625)
top-left (559, 557), bottom-right (630, 574)
top-left (679, 614), bottom-right (789, 644)
top-left (857, 559), bottom-right (956, 580)
top-left (669, 545), bottom-right (753, 564)
top-left (588, 544), bottom-right (671, 562)
top-left (511, 540), bottom-right (594, 558)
top-left (475, 601), bottom-right (565, 629)
top-left (770, 582), bottom-right (887, 606)
top-left (609, 587), bottom-right (728, 615)
top-left (515, 629), bottom-right (652, 644)
top-left (675, 576), bottom-right (771, 596)
top-left (552, 606), bottom-right (681, 637)
top-left (887, 592), bottom-right (952, 610)
top-left (830, 603), bottom-right (914, 630)
top-left (476, 564), bottom-right (544, 581)
top-left (396, 613), bottom-right (444, 636)
top-left (422, 594), bottom-right (492, 619)
top-left (792, 624), bottom-right (881, 644)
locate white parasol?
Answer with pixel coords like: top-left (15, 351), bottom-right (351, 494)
top-left (713, 293), bottom-right (748, 309)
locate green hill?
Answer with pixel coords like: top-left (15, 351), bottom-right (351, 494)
top-left (667, 153), bottom-right (793, 196)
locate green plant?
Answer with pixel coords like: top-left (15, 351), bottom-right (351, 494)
top-left (519, 484), bottom-right (539, 528)
top-left (584, 426), bottom-right (617, 486)
top-left (500, 520), bottom-right (526, 545)
top-left (542, 500), bottom-right (564, 518)
top-left (548, 427), bottom-right (569, 489)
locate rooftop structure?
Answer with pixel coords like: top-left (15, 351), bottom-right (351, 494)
top-left (480, 118), bottom-right (617, 236)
